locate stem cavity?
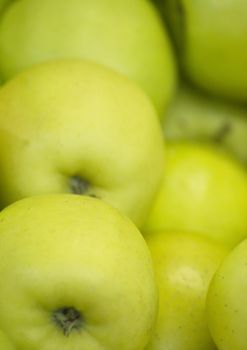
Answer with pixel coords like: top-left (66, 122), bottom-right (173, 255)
top-left (68, 175), bottom-right (98, 198)
top-left (52, 307), bottom-right (84, 337)
top-left (69, 175), bottom-right (90, 195)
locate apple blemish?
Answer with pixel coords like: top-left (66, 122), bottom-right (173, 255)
top-left (52, 306), bottom-right (84, 336)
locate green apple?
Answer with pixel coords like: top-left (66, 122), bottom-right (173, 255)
top-left (0, 59), bottom-right (164, 227)
top-left (145, 231), bottom-right (227, 350)
top-left (0, 194), bottom-right (158, 350)
top-left (157, 0), bottom-right (247, 102)
top-left (163, 83), bottom-right (247, 165)
top-left (0, 330), bottom-right (15, 350)
top-left (0, 0), bottom-right (177, 116)
top-left (207, 238), bottom-right (247, 350)
top-left (143, 142), bottom-right (247, 248)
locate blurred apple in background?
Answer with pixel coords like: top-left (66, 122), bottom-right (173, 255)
top-left (163, 83), bottom-right (247, 165)
top-left (0, 59), bottom-right (164, 227)
top-left (0, 194), bottom-right (158, 350)
top-left (207, 237), bottom-right (247, 350)
top-left (143, 141), bottom-right (247, 248)
top-left (0, 0), bottom-right (177, 116)
top-left (154, 0), bottom-right (247, 103)
top-left (145, 231), bottom-right (227, 350)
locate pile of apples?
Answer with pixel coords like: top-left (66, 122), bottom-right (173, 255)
top-left (0, 1), bottom-right (246, 349)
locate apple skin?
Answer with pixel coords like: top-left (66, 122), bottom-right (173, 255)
top-left (0, 59), bottom-right (164, 227)
top-left (163, 83), bottom-right (247, 165)
top-left (157, 0), bottom-right (247, 102)
top-left (145, 231), bottom-right (227, 350)
top-left (0, 330), bottom-right (15, 350)
top-left (0, 0), bottom-right (10, 14)
top-left (143, 142), bottom-right (247, 248)
top-left (0, 194), bottom-right (158, 350)
top-left (0, 0), bottom-right (177, 116)
top-left (206, 238), bottom-right (247, 350)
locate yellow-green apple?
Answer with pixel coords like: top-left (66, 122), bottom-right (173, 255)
top-left (164, 83), bottom-right (247, 164)
top-left (206, 238), bottom-right (247, 350)
top-left (145, 231), bottom-right (227, 350)
top-left (143, 142), bottom-right (247, 248)
top-left (0, 59), bottom-right (164, 227)
top-left (0, 330), bottom-right (15, 350)
top-left (0, 0), bottom-right (177, 116)
top-left (0, 194), bottom-right (158, 350)
top-left (156, 0), bottom-right (247, 102)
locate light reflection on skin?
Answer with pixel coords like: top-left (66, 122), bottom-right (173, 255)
top-left (167, 265), bottom-right (204, 291)
top-left (185, 171), bottom-right (209, 200)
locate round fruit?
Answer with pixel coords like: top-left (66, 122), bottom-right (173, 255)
top-left (0, 194), bottom-right (158, 350)
top-left (163, 84), bottom-right (247, 165)
top-left (146, 231), bottom-right (227, 350)
top-left (0, 0), bottom-right (177, 115)
top-left (207, 238), bottom-right (247, 350)
top-left (144, 142), bottom-right (247, 248)
top-left (0, 59), bottom-right (164, 227)
top-left (158, 0), bottom-right (247, 102)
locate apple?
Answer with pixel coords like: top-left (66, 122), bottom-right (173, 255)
top-left (0, 0), bottom-right (177, 116)
top-left (163, 83), bottom-right (247, 165)
top-left (156, 0), bottom-right (247, 102)
top-left (145, 231), bottom-right (227, 350)
top-left (143, 141), bottom-right (247, 248)
top-left (0, 59), bottom-right (164, 227)
top-left (206, 238), bottom-right (247, 350)
top-left (0, 194), bottom-right (158, 349)
top-left (0, 330), bottom-right (15, 350)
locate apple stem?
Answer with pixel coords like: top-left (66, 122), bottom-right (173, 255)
top-left (52, 306), bottom-right (84, 336)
